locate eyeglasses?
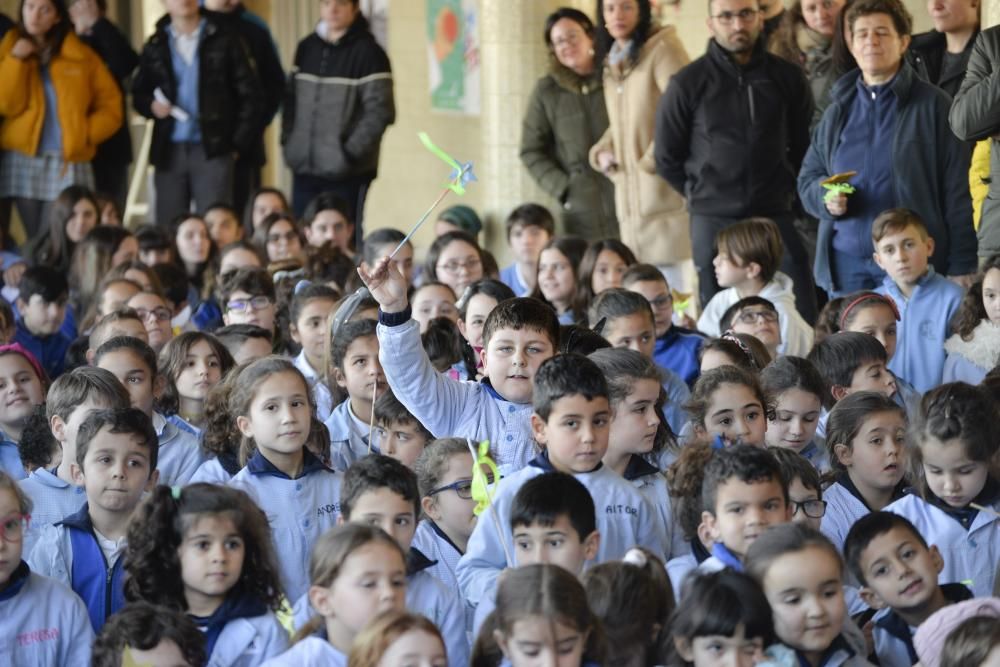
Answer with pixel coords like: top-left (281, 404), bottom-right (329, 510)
top-left (790, 499), bottom-right (827, 519)
top-left (428, 475), bottom-right (496, 500)
top-left (736, 310), bottom-right (778, 325)
top-left (649, 294), bottom-right (673, 310)
top-left (551, 31), bottom-right (584, 49)
top-left (437, 258), bottom-right (482, 275)
top-left (712, 8), bottom-right (759, 23)
top-left (227, 296), bottom-right (273, 312)
top-left (135, 307), bottom-right (172, 322)
top-left (0, 513), bottom-right (29, 543)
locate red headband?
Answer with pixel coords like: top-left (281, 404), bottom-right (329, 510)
top-left (839, 293), bottom-right (900, 331)
top-left (0, 342), bottom-right (47, 385)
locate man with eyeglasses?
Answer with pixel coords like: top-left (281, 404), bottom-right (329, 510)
top-left (654, 0), bottom-right (817, 324)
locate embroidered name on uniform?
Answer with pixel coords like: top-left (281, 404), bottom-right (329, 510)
top-left (317, 503), bottom-right (341, 516)
top-left (605, 504), bottom-right (638, 515)
top-left (17, 627), bottom-right (59, 646)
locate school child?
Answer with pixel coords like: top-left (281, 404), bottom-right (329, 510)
top-left (361, 249), bottom-right (561, 473)
top-left (91, 600), bottom-right (206, 667)
top-left (769, 447), bottom-right (827, 531)
top-left (17, 403), bottom-right (58, 473)
top-left (127, 290), bottom-right (176, 354)
top-left (885, 382), bottom-right (1000, 598)
top-left (19, 367), bottom-right (130, 554)
top-left (697, 218), bottom-right (813, 357)
top-left (684, 366), bottom-right (769, 448)
top-left (227, 357), bottom-right (343, 602)
top-left (589, 347), bottom-right (683, 556)
top-left (411, 282), bottom-right (459, 334)
top-left (578, 239), bottom-right (637, 303)
top-left (490, 564), bottom-right (604, 667)
top-left (290, 284), bottom-right (339, 422)
top-left (746, 524), bottom-right (873, 666)
top-left (944, 255), bottom-right (1000, 384)
top-left (499, 204), bottom-right (555, 297)
top-left (220, 268), bottom-right (278, 335)
top-left (423, 231), bottom-right (487, 299)
top-left (871, 209), bottom-right (964, 393)
top-left (588, 288), bottom-right (690, 434)
top-left (529, 236), bottom-right (589, 325)
top-left (86, 309), bottom-right (150, 362)
top-left (667, 569), bottom-right (776, 667)
top-left (844, 512), bottom-right (974, 667)
top-left (622, 263), bottom-right (704, 388)
top-left (301, 193), bottom-right (355, 256)
top-left (348, 610), bottom-right (448, 667)
top-left (189, 361), bottom-right (251, 484)
top-left (0, 343), bottom-right (45, 480)
top-left (324, 318), bottom-right (387, 471)
top-left (156, 332), bottom-right (236, 438)
top-left (95, 336), bottom-right (203, 485)
top-left (363, 228), bottom-right (415, 286)
top-left (457, 353), bottom-right (666, 607)
top-left (0, 471), bottom-right (94, 666)
top-left (204, 203), bottom-right (245, 249)
top-left (28, 408), bottom-right (160, 632)
top-left (454, 279), bottom-right (517, 381)
top-left (374, 390), bottom-right (432, 469)
top-left (699, 334), bottom-right (772, 374)
top-left (720, 297), bottom-right (783, 361)
top-left (214, 324), bottom-right (274, 366)
top-left (124, 484), bottom-right (289, 665)
top-left (761, 356), bottom-right (829, 471)
top-left (14, 266), bottom-right (73, 378)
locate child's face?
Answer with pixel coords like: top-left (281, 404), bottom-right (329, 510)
top-left (177, 514), bottom-right (245, 614)
top-left (497, 616), bottom-right (588, 667)
top-left (175, 340), bottom-right (224, 405)
top-left (537, 248), bottom-right (576, 308)
top-left (704, 478), bottom-right (789, 557)
top-left (607, 378), bottom-right (660, 458)
top-left (481, 327), bottom-right (555, 404)
top-left (509, 223), bottom-right (550, 265)
top-left (857, 525), bottom-right (944, 614)
top-left (713, 251), bottom-right (752, 288)
top-left (0, 354), bottom-right (43, 432)
top-left (219, 247), bottom-right (263, 276)
top-left (236, 371), bottom-right (311, 457)
top-left (223, 290), bottom-right (276, 333)
top-left (531, 394), bottom-right (611, 473)
top-left (873, 226), bottom-right (934, 287)
top-left (423, 452), bottom-right (478, 543)
top-left (676, 626), bottom-right (765, 667)
top-left (625, 278), bottom-right (673, 337)
top-left (204, 208), bottom-right (243, 247)
top-left (788, 477), bottom-right (824, 531)
top-left (71, 429), bottom-right (156, 515)
top-left (291, 298), bottom-right (336, 365)
top-left (379, 629), bottom-right (447, 667)
top-left (984, 268), bottom-right (1000, 327)
top-left (347, 488), bottom-right (417, 551)
top-left (0, 488), bottom-right (25, 586)
top-left (305, 209), bottom-right (353, 251)
top-left (603, 312), bottom-right (655, 360)
top-left (762, 546), bottom-right (846, 663)
top-left (766, 388), bottom-right (822, 452)
top-left (700, 348), bottom-right (739, 374)
top-left (95, 320), bottom-right (149, 348)
top-left (97, 349), bottom-right (157, 416)
top-left (591, 249), bottom-right (627, 295)
top-left (412, 285), bottom-right (459, 333)
top-left (377, 420), bottom-right (429, 469)
top-left (251, 192), bottom-right (286, 232)
top-left (844, 305), bottom-right (898, 361)
top-left (54, 398), bottom-right (110, 464)
top-left (919, 435), bottom-right (989, 508)
top-left (459, 293), bottom-right (499, 350)
top-left (844, 360), bottom-right (896, 399)
top-left (834, 410), bottom-right (906, 493)
top-left (232, 337), bottom-right (272, 365)
top-left (66, 197), bottom-right (98, 242)
top-left (512, 515), bottom-right (597, 574)
top-left (128, 292), bottom-right (174, 352)
top-left (265, 219), bottom-right (303, 262)
top-left (696, 382), bottom-right (767, 448)
top-left (98, 281), bottom-right (141, 317)
top-left (434, 240), bottom-right (483, 295)
top-left (335, 335), bottom-right (387, 406)
top-left (176, 218), bottom-right (211, 266)
top-left (729, 307), bottom-right (780, 352)
top-left (372, 241), bottom-right (415, 286)
top-left (19, 294), bottom-right (66, 336)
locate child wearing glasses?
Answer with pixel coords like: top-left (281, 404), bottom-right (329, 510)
top-left (720, 296), bottom-right (782, 360)
top-left (697, 217), bottom-right (813, 356)
top-left (769, 447), bottom-right (827, 531)
top-left (219, 267), bottom-right (277, 335)
top-left (422, 231), bottom-right (486, 298)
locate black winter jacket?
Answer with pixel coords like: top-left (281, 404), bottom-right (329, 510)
top-left (654, 38), bottom-right (813, 218)
top-left (131, 11), bottom-right (262, 167)
top-left (81, 17), bottom-right (138, 167)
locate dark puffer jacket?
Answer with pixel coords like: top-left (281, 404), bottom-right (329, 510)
top-left (282, 16), bottom-right (395, 181)
top-left (132, 11), bottom-right (262, 167)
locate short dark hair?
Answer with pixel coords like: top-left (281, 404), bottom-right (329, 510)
top-left (363, 228), bottom-right (408, 267)
top-left (303, 191), bottom-right (353, 227)
top-left (341, 454), bottom-right (420, 519)
top-left (715, 218), bottom-right (784, 284)
top-left (533, 353), bottom-right (609, 421)
top-left (559, 324), bottom-right (612, 355)
top-left (871, 207), bottom-right (929, 244)
top-left (768, 447), bottom-right (822, 498)
top-left (505, 203), bottom-right (555, 239)
top-left (622, 263), bottom-right (669, 287)
top-left (151, 263), bottom-right (190, 307)
top-left (544, 7), bottom-right (595, 46)
top-left (760, 356), bottom-right (826, 409)
top-left (76, 407), bottom-right (159, 474)
top-left (587, 288), bottom-right (654, 329)
top-left (510, 472), bottom-right (596, 541)
top-left (846, 0), bottom-right (913, 38)
top-left (702, 445), bottom-right (787, 516)
top-left (134, 223), bottom-right (172, 251)
top-left (95, 336), bottom-right (158, 376)
top-left (289, 283), bottom-right (339, 325)
top-left (720, 296), bottom-right (777, 333)
top-left (18, 265), bottom-right (68, 303)
top-left (844, 512), bottom-right (928, 586)
top-left (482, 297), bottom-right (560, 351)
top-left (807, 332), bottom-right (888, 407)
top-left (373, 390), bottom-right (432, 440)
top-left (213, 324), bottom-right (273, 351)
top-left (218, 267), bottom-right (275, 306)
top-left (91, 601), bottom-right (206, 667)
top-left (745, 523), bottom-right (843, 585)
top-left (456, 279), bottom-right (516, 319)
top-left (825, 391), bottom-right (903, 474)
top-left (331, 318), bottom-right (378, 371)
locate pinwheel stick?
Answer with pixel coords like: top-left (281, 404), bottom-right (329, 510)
top-left (466, 438), bottom-right (513, 568)
top-left (387, 162), bottom-right (473, 260)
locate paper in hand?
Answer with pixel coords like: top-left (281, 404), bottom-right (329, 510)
top-left (154, 87), bottom-right (191, 123)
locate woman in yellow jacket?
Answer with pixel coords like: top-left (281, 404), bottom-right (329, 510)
top-left (0, 0), bottom-right (121, 245)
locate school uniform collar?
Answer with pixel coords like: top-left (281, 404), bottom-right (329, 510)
top-left (875, 583), bottom-right (973, 664)
top-left (835, 472), bottom-right (907, 512)
top-left (152, 411), bottom-right (167, 437)
top-left (710, 543), bottom-right (744, 572)
top-left (0, 561), bottom-right (30, 601)
top-left (528, 450), bottom-right (602, 474)
top-left (406, 546), bottom-right (438, 576)
top-left (799, 441), bottom-right (821, 461)
top-left (480, 378), bottom-right (510, 403)
top-left (881, 266), bottom-right (937, 302)
top-left (623, 454), bottom-right (658, 481)
top-left (189, 591), bottom-right (268, 659)
top-left (691, 537), bottom-right (711, 563)
top-left (927, 476), bottom-right (1000, 529)
top-left (218, 451), bottom-right (242, 476)
top-left (428, 520), bottom-right (464, 556)
top-left (58, 504), bottom-right (94, 532)
top-left (796, 635), bottom-right (855, 667)
top-left (246, 449), bottom-right (327, 480)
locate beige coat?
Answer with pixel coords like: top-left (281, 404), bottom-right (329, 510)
top-left (589, 26), bottom-right (691, 264)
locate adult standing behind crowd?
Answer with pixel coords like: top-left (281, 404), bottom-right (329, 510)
top-left (0, 0), bottom-right (121, 246)
top-left (909, 0), bottom-right (979, 97)
top-left (283, 0), bottom-right (395, 244)
top-left (589, 0), bottom-right (692, 291)
top-left (655, 0), bottom-right (818, 322)
top-left (800, 0), bottom-right (976, 296)
top-left (520, 8), bottom-right (618, 240)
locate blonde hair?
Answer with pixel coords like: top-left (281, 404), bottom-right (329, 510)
top-left (348, 611), bottom-right (446, 667)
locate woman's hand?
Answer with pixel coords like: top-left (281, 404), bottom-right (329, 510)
top-left (596, 150), bottom-right (618, 175)
top-left (151, 100), bottom-right (172, 119)
top-left (11, 38), bottom-right (36, 60)
top-left (825, 193), bottom-right (847, 216)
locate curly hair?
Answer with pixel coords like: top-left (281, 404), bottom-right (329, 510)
top-left (91, 601), bottom-right (206, 667)
top-left (125, 484), bottom-right (284, 612)
top-left (200, 361), bottom-right (251, 460)
top-left (684, 365), bottom-right (769, 433)
top-left (952, 255), bottom-right (1000, 341)
top-left (666, 442), bottom-right (715, 541)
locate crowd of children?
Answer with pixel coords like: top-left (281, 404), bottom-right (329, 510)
top-left (3, 184), bottom-right (1000, 667)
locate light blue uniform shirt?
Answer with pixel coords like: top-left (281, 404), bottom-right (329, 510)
top-left (260, 637), bottom-right (345, 667)
top-left (18, 467), bottom-right (86, 556)
top-left (190, 456), bottom-right (239, 484)
top-left (154, 411), bottom-right (204, 485)
top-left (324, 399), bottom-right (375, 472)
top-left (499, 264), bottom-right (530, 297)
top-left (207, 612), bottom-right (289, 667)
top-left (294, 351), bottom-right (334, 423)
top-left (658, 363), bottom-right (690, 436)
